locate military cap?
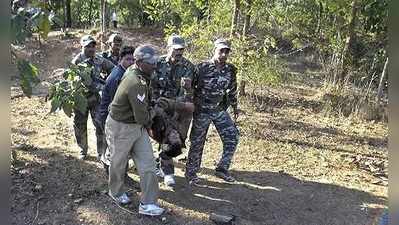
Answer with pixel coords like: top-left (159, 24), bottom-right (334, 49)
top-left (80, 35), bottom-right (96, 47)
top-left (107, 33), bottom-right (123, 44)
top-left (167, 35), bottom-right (186, 49)
top-left (214, 38), bottom-right (231, 50)
top-left (134, 44), bottom-right (158, 65)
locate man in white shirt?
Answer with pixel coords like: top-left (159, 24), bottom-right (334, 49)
top-left (112, 11), bottom-right (118, 28)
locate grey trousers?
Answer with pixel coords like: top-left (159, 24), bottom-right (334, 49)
top-left (105, 116), bottom-right (159, 204)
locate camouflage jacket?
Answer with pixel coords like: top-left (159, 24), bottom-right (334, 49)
top-left (71, 52), bottom-right (115, 93)
top-left (101, 50), bottom-right (119, 66)
top-left (193, 60), bottom-right (238, 113)
top-left (151, 55), bottom-right (195, 106)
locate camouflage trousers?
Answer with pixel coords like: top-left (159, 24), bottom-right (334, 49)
top-left (185, 110), bottom-right (239, 178)
top-left (73, 95), bottom-right (106, 157)
top-left (159, 111), bottom-right (192, 175)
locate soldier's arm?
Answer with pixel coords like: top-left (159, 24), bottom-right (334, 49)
top-left (127, 81), bottom-right (151, 127)
top-left (181, 62), bottom-right (196, 103)
top-left (227, 65), bottom-right (238, 111)
top-left (71, 54), bottom-right (81, 65)
top-left (153, 95), bottom-right (194, 115)
top-left (156, 97), bottom-right (176, 113)
top-left (191, 63), bottom-right (201, 98)
top-left (150, 70), bottom-right (163, 101)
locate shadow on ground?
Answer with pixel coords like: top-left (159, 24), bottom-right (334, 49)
top-left (168, 162), bottom-right (386, 225)
top-left (239, 115), bottom-right (387, 159)
top-left (11, 146), bottom-right (209, 225)
top-left (12, 145), bottom-right (386, 225)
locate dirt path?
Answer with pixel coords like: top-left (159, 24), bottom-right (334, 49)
top-left (11, 29), bottom-right (388, 225)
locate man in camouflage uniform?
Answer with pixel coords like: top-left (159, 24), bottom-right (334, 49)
top-left (185, 38), bottom-right (240, 185)
top-left (71, 34), bottom-right (115, 160)
top-left (101, 33), bottom-right (123, 65)
top-left (151, 35), bottom-right (195, 187)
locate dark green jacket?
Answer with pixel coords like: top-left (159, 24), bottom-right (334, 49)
top-left (109, 67), bottom-right (152, 126)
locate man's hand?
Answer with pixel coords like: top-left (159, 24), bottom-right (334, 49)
top-left (146, 127), bottom-right (154, 139)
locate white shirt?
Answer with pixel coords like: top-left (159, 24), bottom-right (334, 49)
top-left (112, 12), bottom-right (117, 21)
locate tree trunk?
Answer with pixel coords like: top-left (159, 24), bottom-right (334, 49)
top-left (239, 80), bottom-right (247, 96)
top-left (62, 0), bottom-right (66, 31)
top-left (339, 0), bottom-right (359, 84)
top-left (206, 0), bottom-right (211, 24)
top-left (65, 0), bottom-right (72, 27)
top-left (88, 0), bottom-right (93, 27)
top-left (100, 0), bottom-right (107, 51)
top-left (101, 0), bottom-right (106, 33)
top-left (377, 57), bottom-right (388, 104)
top-left (240, 0), bottom-right (252, 97)
top-left (230, 0), bottom-right (240, 37)
top-left (316, 1), bottom-right (323, 34)
top-left (242, 0), bottom-right (252, 37)
top-left (105, 1), bottom-right (110, 29)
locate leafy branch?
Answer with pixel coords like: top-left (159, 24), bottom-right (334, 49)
top-left (48, 63), bottom-right (95, 117)
top-left (11, 4), bottom-right (52, 96)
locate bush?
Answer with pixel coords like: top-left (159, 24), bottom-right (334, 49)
top-left (319, 84), bottom-right (387, 121)
top-left (165, 22), bottom-right (285, 87)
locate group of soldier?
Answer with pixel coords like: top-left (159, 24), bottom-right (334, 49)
top-left (70, 32), bottom-right (240, 216)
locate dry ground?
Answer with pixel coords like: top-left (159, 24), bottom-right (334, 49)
top-left (11, 28), bottom-right (388, 225)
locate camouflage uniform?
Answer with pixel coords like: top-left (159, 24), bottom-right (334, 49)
top-left (71, 52), bottom-right (114, 157)
top-left (101, 33), bottom-right (123, 65)
top-left (185, 59), bottom-right (239, 179)
top-left (151, 55), bottom-right (195, 175)
top-left (101, 50), bottom-right (119, 66)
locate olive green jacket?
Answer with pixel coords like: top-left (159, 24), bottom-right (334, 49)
top-left (109, 67), bottom-right (153, 126)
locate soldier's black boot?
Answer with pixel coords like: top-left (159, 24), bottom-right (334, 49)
top-left (215, 168), bottom-right (236, 183)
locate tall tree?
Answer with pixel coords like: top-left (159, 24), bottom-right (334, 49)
top-left (377, 57), bottom-right (388, 104)
top-left (65, 0), bottom-right (72, 27)
top-left (88, 0), bottom-right (94, 27)
top-left (339, 0), bottom-right (359, 84)
top-left (316, 1), bottom-right (323, 34)
top-left (230, 0), bottom-right (240, 37)
top-left (242, 0), bottom-right (252, 36)
top-left (105, 1), bottom-right (110, 28)
top-left (101, 0), bottom-right (106, 33)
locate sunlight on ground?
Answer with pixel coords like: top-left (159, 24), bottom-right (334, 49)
top-left (236, 182), bottom-right (281, 191)
top-left (76, 205), bottom-right (112, 224)
top-left (193, 193), bottom-right (233, 204)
